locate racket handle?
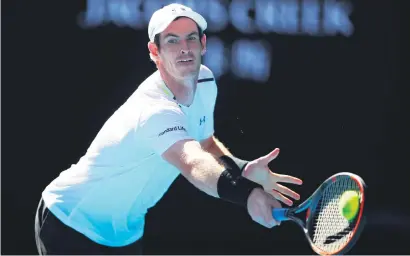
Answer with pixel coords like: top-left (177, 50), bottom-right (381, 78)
top-left (272, 208), bottom-right (290, 221)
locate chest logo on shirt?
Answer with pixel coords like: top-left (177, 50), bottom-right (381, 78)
top-left (158, 126), bottom-right (186, 136)
top-left (199, 116), bottom-right (206, 126)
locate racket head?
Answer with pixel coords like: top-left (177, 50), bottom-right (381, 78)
top-left (302, 172), bottom-right (367, 255)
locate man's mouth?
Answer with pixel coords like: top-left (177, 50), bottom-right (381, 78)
top-left (177, 59), bottom-right (194, 63)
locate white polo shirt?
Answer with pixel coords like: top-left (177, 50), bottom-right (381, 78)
top-left (42, 65), bottom-right (218, 247)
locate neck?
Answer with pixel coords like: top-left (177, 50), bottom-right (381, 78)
top-left (159, 68), bottom-right (198, 107)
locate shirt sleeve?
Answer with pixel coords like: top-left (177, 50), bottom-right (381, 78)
top-left (200, 73), bottom-right (218, 140)
top-left (139, 103), bottom-right (193, 155)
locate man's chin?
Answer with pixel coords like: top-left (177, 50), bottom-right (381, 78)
top-left (177, 68), bottom-right (199, 79)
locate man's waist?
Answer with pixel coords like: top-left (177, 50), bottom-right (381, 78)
top-left (45, 199), bottom-right (146, 246)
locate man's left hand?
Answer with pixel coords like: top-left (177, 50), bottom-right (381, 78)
top-left (243, 148), bottom-right (303, 206)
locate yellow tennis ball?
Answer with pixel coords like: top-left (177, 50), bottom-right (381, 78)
top-left (339, 190), bottom-right (360, 221)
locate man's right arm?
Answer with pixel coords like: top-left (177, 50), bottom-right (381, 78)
top-left (162, 138), bottom-right (226, 198)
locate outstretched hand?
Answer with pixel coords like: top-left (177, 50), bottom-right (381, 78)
top-left (243, 148), bottom-right (303, 206)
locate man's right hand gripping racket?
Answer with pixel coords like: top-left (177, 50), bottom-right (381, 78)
top-left (272, 172), bottom-right (366, 255)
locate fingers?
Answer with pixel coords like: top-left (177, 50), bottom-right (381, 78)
top-left (274, 183), bottom-right (301, 201)
top-left (265, 172), bottom-right (302, 204)
top-left (263, 204), bottom-right (279, 228)
top-left (248, 189), bottom-right (280, 229)
top-left (274, 173), bottom-right (303, 185)
top-left (268, 190), bottom-right (293, 206)
top-left (255, 202), bottom-right (279, 228)
top-left (259, 148), bottom-right (280, 164)
top-left (267, 196), bottom-right (282, 225)
top-left (251, 207), bottom-right (276, 229)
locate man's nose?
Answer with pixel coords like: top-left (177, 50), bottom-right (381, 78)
top-left (180, 40), bottom-right (190, 54)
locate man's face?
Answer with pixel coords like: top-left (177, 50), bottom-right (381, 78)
top-left (156, 17), bottom-right (206, 80)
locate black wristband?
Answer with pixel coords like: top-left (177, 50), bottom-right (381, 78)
top-left (219, 155), bottom-right (249, 175)
top-left (217, 168), bottom-right (263, 208)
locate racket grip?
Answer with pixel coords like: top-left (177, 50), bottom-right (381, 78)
top-left (272, 208), bottom-right (290, 221)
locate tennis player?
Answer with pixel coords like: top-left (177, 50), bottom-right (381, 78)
top-left (34, 3), bottom-right (303, 255)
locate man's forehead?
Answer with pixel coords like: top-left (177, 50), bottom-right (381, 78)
top-left (161, 17), bottom-right (198, 36)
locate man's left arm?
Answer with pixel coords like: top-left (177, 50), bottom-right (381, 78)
top-left (201, 135), bottom-right (303, 206)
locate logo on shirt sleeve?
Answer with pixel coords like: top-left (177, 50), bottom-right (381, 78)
top-left (158, 126), bottom-right (186, 136)
top-left (199, 116), bottom-right (206, 126)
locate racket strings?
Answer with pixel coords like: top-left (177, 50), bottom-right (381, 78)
top-left (310, 176), bottom-right (361, 254)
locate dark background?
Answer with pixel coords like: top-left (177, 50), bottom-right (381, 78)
top-left (2, 0), bottom-right (409, 254)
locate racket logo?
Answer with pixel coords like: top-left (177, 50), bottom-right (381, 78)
top-left (323, 222), bottom-right (355, 245)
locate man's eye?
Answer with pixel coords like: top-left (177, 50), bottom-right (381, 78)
top-left (188, 36), bottom-right (197, 40)
top-left (168, 39), bottom-right (177, 43)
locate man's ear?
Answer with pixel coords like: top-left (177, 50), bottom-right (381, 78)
top-left (200, 34), bottom-right (207, 56)
top-left (148, 41), bottom-right (160, 62)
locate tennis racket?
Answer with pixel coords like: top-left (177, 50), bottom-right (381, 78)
top-left (272, 172), bottom-right (366, 255)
